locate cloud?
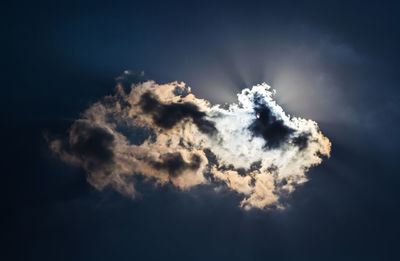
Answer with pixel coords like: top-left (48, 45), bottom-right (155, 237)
top-left (50, 78), bottom-right (331, 209)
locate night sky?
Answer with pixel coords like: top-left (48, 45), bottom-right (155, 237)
top-left (3, 1), bottom-right (400, 260)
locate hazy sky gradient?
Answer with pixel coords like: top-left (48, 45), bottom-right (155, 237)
top-left (3, 1), bottom-right (400, 260)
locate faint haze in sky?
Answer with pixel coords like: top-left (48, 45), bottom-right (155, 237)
top-left (3, 1), bottom-right (400, 260)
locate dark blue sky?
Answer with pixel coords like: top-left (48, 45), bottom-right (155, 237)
top-left (3, 1), bottom-right (400, 260)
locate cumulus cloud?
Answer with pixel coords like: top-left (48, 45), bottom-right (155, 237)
top-left (50, 77), bottom-right (331, 210)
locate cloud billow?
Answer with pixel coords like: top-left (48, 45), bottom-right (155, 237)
top-left (50, 78), bottom-right (331, 210)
